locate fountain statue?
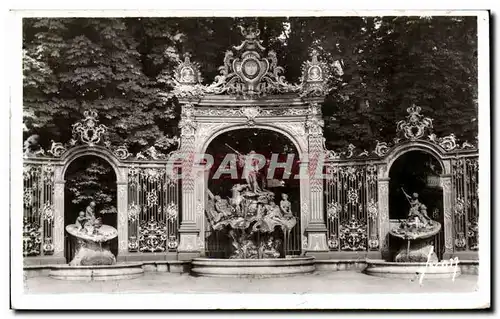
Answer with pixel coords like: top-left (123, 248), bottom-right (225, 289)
top-left (65, 201), bottom-right (118, 266)
top-left (205, 149), bottom-right (297, 259)
top-left (389, 190), bottom-right (441, 262)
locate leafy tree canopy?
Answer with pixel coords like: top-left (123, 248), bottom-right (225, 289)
top-left (23, 16), bottom-right (478, 153)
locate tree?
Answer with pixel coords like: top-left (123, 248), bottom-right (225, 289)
top-left (65, 156), bottom-right (117, 214)
top-left (23, 16), bottom-right (478, 153)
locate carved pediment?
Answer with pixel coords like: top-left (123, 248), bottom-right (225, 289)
top-left (171, 27), bottom-right (331, 101)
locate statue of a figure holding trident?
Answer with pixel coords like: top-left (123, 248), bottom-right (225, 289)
top-left (225, 144), bottom-right (263, 193)
top-left (401, 188), bottom-right (432, 227)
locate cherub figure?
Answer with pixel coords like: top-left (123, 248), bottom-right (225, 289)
top-left (75, 211), bottom-right (89, 231)
top-left (230, 184), bottom-right (248, 215)
top-left (86, 201), bottom-right (96, 223)
top-left (280, 193), bottom-right (293, 218)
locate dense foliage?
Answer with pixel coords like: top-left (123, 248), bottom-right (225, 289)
top-left (23, 17), bottom-right (478, 205)
top-left (65, 156), bottom-right (117, 214)
top-left (23, 16), bottom-right (478, 152)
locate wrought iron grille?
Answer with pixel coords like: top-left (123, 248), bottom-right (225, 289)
top-left (451, 157), bottom-right (479, 251)
top-left (23, 164), bottom-right (55, 256)
top-left (324, 163), bottom-right (379, 251)
top-left (127, 166), bottom-right (181, 253)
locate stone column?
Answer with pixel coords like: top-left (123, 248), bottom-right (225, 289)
top-left (304, 111), bottom-right (329, 258)
top-left (116, 178), bottom-right (128, 258)
top-left (441, 175), bottom-right (454, 259)
top-left (378, 177), bottom-right (390, 259)
top-left (53, 180), bottom-right (66, 262)
top-left (299, 161), bottom-right (310, 253)
top-left (177, 105), bottom-right (201, 260)
top-left (194, 164), bottom-right (206, 253)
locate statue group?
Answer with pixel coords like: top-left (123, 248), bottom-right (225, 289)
top-left (390, 189), bottom-right (441, 262)
top-left (206, 150), bottom-right (297, 259)
top-left (66, 201), bottom-right (118, 266)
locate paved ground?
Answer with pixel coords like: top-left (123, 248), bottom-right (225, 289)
top-left (24, 271), bottom-right (479, 294)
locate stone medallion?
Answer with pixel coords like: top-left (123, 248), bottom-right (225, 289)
top-left (233, 54), bottom-right (269, 85)
top-left (308, 66), bottom-right (322, 82)
top-left (180, 66), bottom-right (196, 84)
top-left (242, 59), bottom-right (260, 79)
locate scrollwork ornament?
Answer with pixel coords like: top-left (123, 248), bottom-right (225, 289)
top-left (41, 203), bottom-right (54, 221)
top-left (368, 238), bottom-right (379, 250)
top-left (203, 27), bottom-right (299, 98)
top-left (396, 105), bottom-right (433, 140)
top-left (327, 202), bottom-right (341, 220)
top-left (373, 140), bottom-right (390, 157)
top-left (429, 133), bottom-right (458, 151)
top-left (165, 202), bottom-right (178, 221)
top-left (128, 203), bottom-right (140, 222)
top-left (146, 191), bottom-right (159, 208)
top-left (49, 141), bottom-right (67, 157)
top-left (455, 233), bottom-right (467, 249)
top-left (366, 165), bottom-right (377, 184)
top-left (327, 234), bottom-right (339, 250)
top-left (114, 145), bottom-right (131, 160)
top-left (339, 214), bottom-right (368, 251)
top-left (367, 199), bottom-right (378, 219)
top-left (454, 197), bottom-right (466, 217)
top-left (139, 218), bottom-right (168, 252)
top-left (168, 236), bottom-right (179, 250)
top-left (43, 238), bottom-right (54, 254)
top-left (343, 144), bottom-right (356, 158)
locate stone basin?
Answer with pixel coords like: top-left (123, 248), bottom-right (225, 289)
top-left (191, 257), bottom-right (315, 278)
top-left (365, 260), bottom-right (461, 279)
top-left (66, 224), bottom-right (118, 266)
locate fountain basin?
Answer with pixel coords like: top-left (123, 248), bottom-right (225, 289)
top-left (49, 262), bottom-right (144, 281)
top-left (364, 260), bottom-right (461, 279)
top-left (191, 257), bottom-right (315, 278)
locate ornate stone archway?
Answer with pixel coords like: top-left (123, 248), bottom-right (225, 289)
top-left (170, 27), bottom-right (332, 259)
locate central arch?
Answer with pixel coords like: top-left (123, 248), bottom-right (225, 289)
top-left (187, 118), bottom-right (313, 257)
top-left (198, 123), bottom-right (307, 159)
top-left (202, 127), bottom-right (303, 257)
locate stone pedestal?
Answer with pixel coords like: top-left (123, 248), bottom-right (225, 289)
top-left (394, 240), bottom-right (438, 263)
top-left (69, 238), bottom-right (116, 266)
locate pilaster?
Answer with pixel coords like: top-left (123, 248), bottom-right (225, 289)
top-left (53, 181), bottom-right (65, 259)
top-left (378, 178), bottom-right (390, 259)
top-left (116, 180), bottom-right (128, 257)
top-left (441, 175), bottom-right (454, 259)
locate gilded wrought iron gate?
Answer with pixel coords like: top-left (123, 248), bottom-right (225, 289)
top-left (23, 164), bottom-right (55, 257)
top-left (451, 157), bottom-right (479, 251)
top-left (127, 166), bottom-right (181, 253)
top-left (324, 163), bottom-right (379, 252)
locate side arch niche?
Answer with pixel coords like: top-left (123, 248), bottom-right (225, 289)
top-left (387, 149), bottom-right (445, 260)
top-left (62, 154), bottom-right (118, 262)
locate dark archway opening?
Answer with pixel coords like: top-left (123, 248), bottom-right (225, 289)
top-left (388, 150), bottom-right (444, 260)
top-left (64, 155), bottom-right (117, 263)
top-left (204, 128), bottom-right (301, 258)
